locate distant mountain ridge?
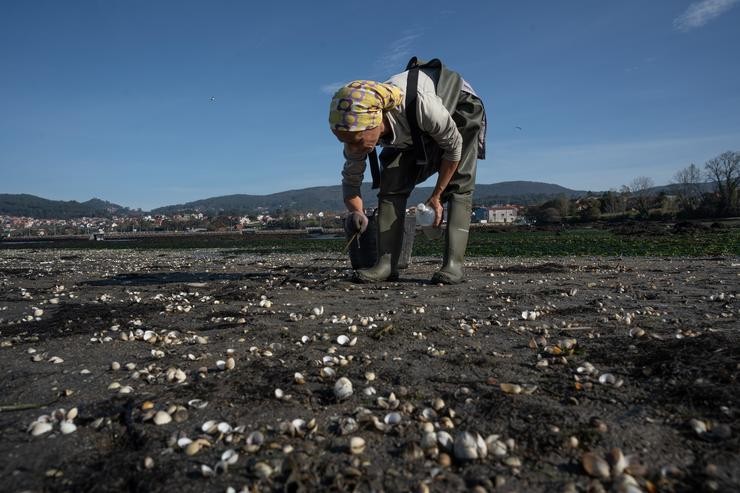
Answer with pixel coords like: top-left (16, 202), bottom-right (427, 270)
top-left (5, 180), bottom-right (704, 218)
top-left (0, 194), bottom-right (130, 219)
top-left (151, 181), bottom-right (589, 215)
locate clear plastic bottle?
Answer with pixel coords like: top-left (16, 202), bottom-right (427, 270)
top-left (415, 203), bottom-right (435, 227)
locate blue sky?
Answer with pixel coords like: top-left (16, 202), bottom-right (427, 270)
top-left (1, 0), bottom-right (739, 210)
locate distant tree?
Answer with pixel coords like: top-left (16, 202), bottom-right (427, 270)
top-left (601, 190), bottom-right (626, 214)
top-left (580, 202), bottom-right (601, 221)
top-left (533, 207), bottom-right (561, 224)
top-left (704, 151), bottom-right (740, 216)
top-left (673, 163), bottom-right (704, 214)
top-left (628, 176), bottom-right (655, 218)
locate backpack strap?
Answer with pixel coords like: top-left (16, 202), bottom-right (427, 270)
top-left (405, 58), bottom-right (427, 166)
top-left (368, 148), bottom-right (381, 189)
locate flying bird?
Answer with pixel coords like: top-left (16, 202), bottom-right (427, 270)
top-left (210, 97), bottom-right (216, 102)
top-left (515, 126), bottom-right (522, 131)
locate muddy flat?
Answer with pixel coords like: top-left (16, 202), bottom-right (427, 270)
top-left (0, 249), bottom-right (737, 492)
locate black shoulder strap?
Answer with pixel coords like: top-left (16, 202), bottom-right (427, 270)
top-left (405, 57), bottom-right (427, 166)
top-left (368, 148), bottom-right (381, 189)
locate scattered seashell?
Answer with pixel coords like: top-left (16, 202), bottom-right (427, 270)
top-left (500, 383), bottom-right (522, 394)
top-left (608, 447), bottom-right (628, 476)
top-left (253, 462), bottom-right (273, 479)
top-left (453, 431), bottom-right (487, 461)
top-left (349, 436), bottom-right (366, 454)
top-left (111, 361), bottom-right (121, 371)
top-left (384, 412), bottom-right (402, 426)
top-left (60, 421), bottom-right (77, 434)
top-left (598, 373), bottom-right (616, 385)
top-left (334, 377), bottom-right (353, 401)
top-left (202, 420), bottom-right (218, 434)
top-left (153, 411), bottom-right (172, 425)
top-left (294, 372), bottom-right (305, 384)
top-left (689, 418), bottom-right (707, 435)
top-left (31, 421), bottom-right (53, 436)
top-left (225, 357), bottom-right (235, 370)
top-left (221, 449), bottom-right (239, 465)
top-left (188, 399), bottom-right (208, 409)
top-left (185, 441), bottom-right (202, 456)
top-left (66, 408), bottom-right (78, 421)
top-left (582, 451), bottom-right (610, 479)
top-left (337, 335), bottom-right (350, 345)
top-left (216, 360), bottom-right (226, 371)
top-left (177, 437), bottom-right (193, 448)
top-left (629, 327), bottom-right (646, 338)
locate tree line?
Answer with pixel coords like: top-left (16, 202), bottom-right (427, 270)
top-left (529, 150), bottom-right (739, 223)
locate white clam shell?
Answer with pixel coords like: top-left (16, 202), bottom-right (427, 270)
top-left (221, 449), bottom-right (239, 465)
top-left (598, 373), bottom-right (616, 385)
top-left (31, 421), bottom-right (53, 436)
top-left (349, 436), bottom-right (366, 454)
top-left (337, 335), bottom-right (350, 345)
top-left (153, 411), bottom-right (172, 425)
top-left (202, 420), bottom-right (218, 433)
top-left (582, 451), bottom-right (611, 479)
top-left (437, 431), bottom-right (454, 452)
top-left (334, 377), bottom-right (353, 401)
top-left (383, 412), bottom-right (402, 426)
top-left (177, 437), bottom-right (193, 448)
top-left (60, 421), bottom-right (77, 434)
top-left (454, 431), bottom-right (485, 461)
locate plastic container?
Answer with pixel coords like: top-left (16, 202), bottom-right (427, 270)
top-left (415, 203), bottom-right (435, 227)
top-left (348, 211), bottom-right (416, 270)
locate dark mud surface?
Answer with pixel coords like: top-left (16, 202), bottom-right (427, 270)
top-left (0, 250), bottom-right (738, 492)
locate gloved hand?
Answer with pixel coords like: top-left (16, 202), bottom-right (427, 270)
top-left (344, 211), bottom-right (369, 235)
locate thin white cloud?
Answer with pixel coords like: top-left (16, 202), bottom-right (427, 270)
top-left (320, 82), bottom-right (345, 95)
top-left (674, 0), bottom-right (740, 32)
top-left (374, 31), bottom-right (422, 73)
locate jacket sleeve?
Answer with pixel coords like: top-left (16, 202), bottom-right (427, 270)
top-left (341, 144), bottom-right (367, 200)
top-left (416, 91), bottom-right (463, 162)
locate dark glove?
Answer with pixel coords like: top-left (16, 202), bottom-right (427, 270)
top-left (344, 211), bottom-right (369, 235)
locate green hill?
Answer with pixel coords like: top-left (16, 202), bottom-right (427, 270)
top-left (0, 194), bottom-right (131, 219)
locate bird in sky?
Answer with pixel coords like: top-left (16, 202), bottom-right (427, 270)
top-left (210, 97), bottom-right (216, 102)
top-left (515, 126), bottom-right (522, 131)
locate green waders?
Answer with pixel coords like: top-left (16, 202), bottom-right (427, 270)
top-left (355, 89), bottom-right (485, 284)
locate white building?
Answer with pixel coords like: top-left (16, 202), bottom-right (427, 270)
top-left (488, 206), bottom-right (519, 224)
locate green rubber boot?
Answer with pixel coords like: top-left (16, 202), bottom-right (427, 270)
top-left (355, 197), bottom-right (406, 282)
top-left (431, 193), bottom-right (472, 285)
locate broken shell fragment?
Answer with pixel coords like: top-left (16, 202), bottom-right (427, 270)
top-left (188, 399), bottom-right (208, 409)
top-left (500, 383), bottom-right (523, 394)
